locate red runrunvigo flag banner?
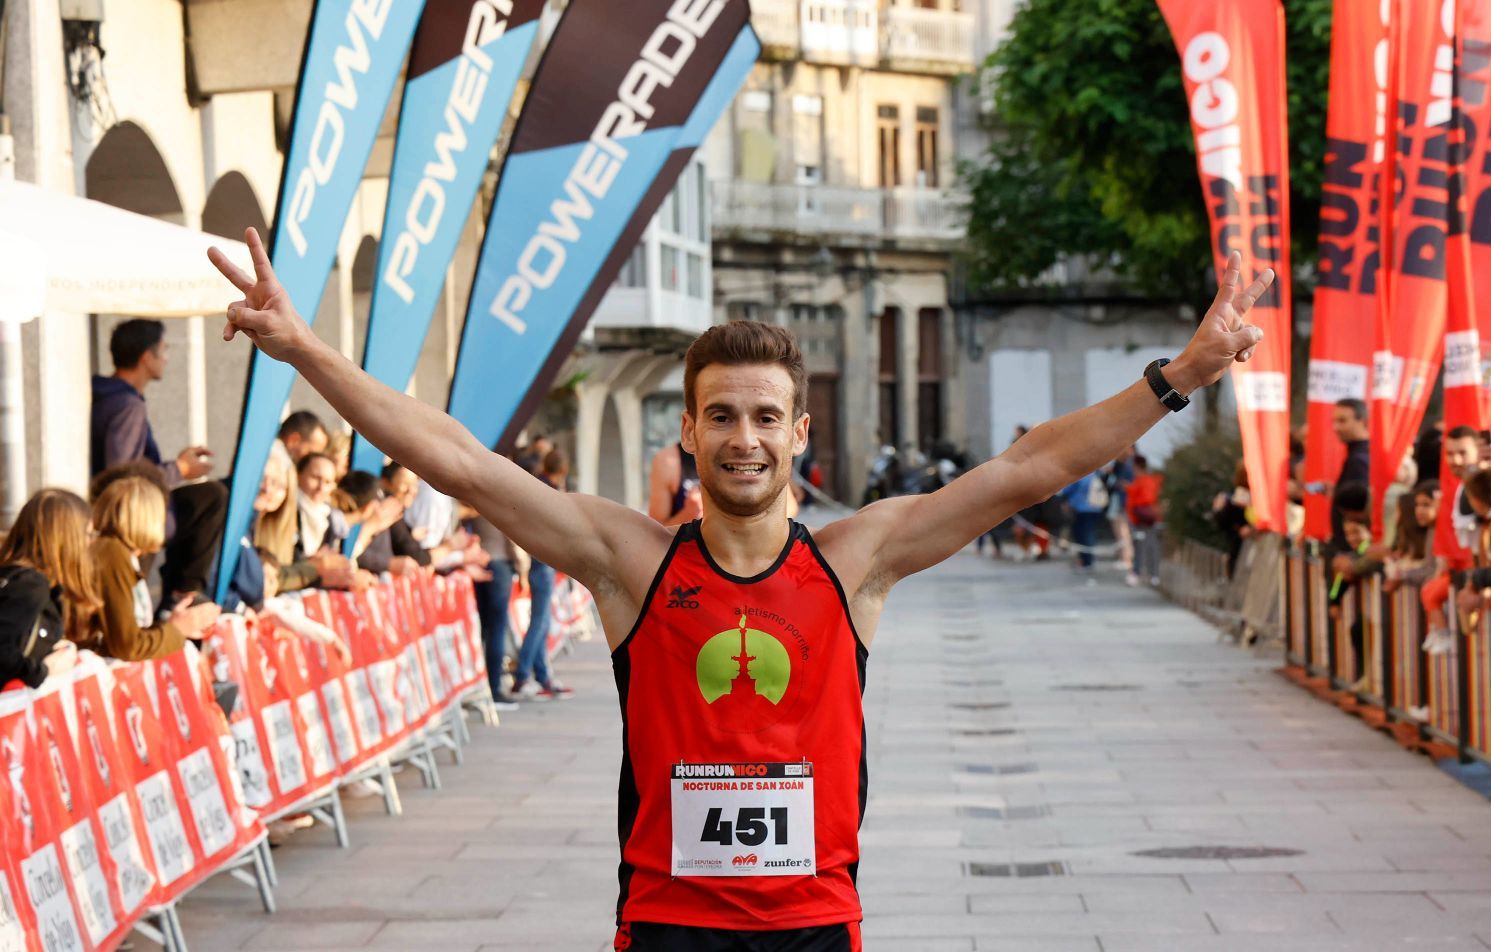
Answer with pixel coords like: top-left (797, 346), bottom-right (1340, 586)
top-left (1374, 0), bottom-right (1458, 534)
top-left (1305, 0), bottom-right (1392, 541)
top-left (1438, 0), bottom-right (1491, 559)
top-left (1159, 0), bottom-right (1293, 532)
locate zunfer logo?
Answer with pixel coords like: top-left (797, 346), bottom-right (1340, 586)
top-left (666, 584), bottom-right (702, 609)
top-left (732, 853), bottom-right (758, 867)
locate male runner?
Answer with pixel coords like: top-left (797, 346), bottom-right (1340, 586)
top-left (210, 231), bottom-right (1269, 951)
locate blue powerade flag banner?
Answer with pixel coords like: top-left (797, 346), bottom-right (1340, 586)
top-left (216, 0), bottom-right (425, 602)
top-left (445, 0), bottom-right (759, 454)
top-left (348, 0), bottom-right (548, 479)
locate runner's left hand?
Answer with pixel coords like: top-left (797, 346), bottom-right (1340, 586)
top-left (1169, 251), bottom-right (1272, 393)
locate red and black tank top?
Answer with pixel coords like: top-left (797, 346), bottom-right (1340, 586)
top-left (612, 519), bottom-right (869, 931)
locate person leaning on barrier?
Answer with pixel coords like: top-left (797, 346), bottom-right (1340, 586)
top-left (88, 476), bottom-right (221, 661)
top-left (0, 489), bottom-right (99, 682)
top-left (1453, 469), bottom-right (1491, 624)
top-left (1382, 481), bottom-right (1440, 594)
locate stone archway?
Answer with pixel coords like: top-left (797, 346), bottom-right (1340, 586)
top-left (201, 171), bottom-right (271, 468)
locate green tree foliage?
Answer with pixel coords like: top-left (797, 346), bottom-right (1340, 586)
top-left (960, 0), bottom-right (1331, 300)
top-left (1159, 418), bottom-right (1244, 548)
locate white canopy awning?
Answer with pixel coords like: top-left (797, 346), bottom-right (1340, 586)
top-left (0, 179), bottom-right (253, 323)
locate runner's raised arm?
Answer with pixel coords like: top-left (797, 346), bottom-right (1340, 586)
top-left (207, 228), bottom-right (669, 605)
top-left (817, 251), bottom-right (1273, 609)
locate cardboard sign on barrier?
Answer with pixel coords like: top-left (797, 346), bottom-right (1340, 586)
top-left (30, 687), bottom-right (121, 948)
top-left (0, 573), bottom-right (499, 951)
top-left (0, 704), bottom-right (87, 952)
top-left (111, 663), bottom-right (198, 892)
top-left (70, 669), bottom-right (157, 926)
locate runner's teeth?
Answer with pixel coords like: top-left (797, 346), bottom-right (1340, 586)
top-left (724, 463), bottom-right (765, 473)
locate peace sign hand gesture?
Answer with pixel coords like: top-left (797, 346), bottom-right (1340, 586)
top-left (1171, 251), bottom-right (1273, 393)
top-left (207, 227), bottom-right (308, 363)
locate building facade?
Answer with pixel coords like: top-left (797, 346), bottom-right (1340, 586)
top-left (0, 0), bottom-right (711, 518)
top-left (701, 0), bottom-right (980, 504)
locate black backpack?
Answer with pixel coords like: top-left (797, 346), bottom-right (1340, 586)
top-left (0, 564), bottom-right (64, 688)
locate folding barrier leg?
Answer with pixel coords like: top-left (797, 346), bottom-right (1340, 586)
top-left (419, 734), bottom-right (443, 789)
top-left (309, 787), bottom-right (351, 850)
top-left (446, 708), bottom-right (467, 766)
top-left (250, 840), bottom-right (278, 914)
top-left (380, 757), bottom-right (403, 816)
top-left (259, 837), bottom-right (279, 888)
top-left (165, 904), bottom-right (189, 952)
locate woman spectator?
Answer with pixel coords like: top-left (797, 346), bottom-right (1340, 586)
top-left (296, 452), bottom-right (347, 559)
top-left (0, 489), bottom-right (96, 683)
top-left (89, 476), bottom-right (219, 661)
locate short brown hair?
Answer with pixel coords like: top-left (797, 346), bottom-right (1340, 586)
top-left (683, 321), bottom-right (807, 419)
top-left (1467, 468), bottom-right (1491, 507)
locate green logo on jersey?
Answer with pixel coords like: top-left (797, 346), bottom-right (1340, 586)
top-left (696, 614), bottom-right (791, 705)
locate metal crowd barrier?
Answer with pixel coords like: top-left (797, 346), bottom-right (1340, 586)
top-left (1196, 541), bottom-right (1491, 767)
top-left (1159, 536), bottom-right (1284, 645)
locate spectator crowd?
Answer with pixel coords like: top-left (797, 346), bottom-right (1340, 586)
top-left (0, 318), bottom-right (575, 709)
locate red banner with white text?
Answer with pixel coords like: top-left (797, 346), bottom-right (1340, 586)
top-left (1374, 0), bottom-right (1457, 535)
top-left (1438, 0), bottom-right (1491, 558)
top-left (1305, 0), bottom-right (1392, 541)
top-left (1159, 0), bottom-right (1294, 532)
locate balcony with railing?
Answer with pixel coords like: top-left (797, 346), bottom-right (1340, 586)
top-left (712, 180), bottom-right (964, 245)
top-left (800, 0), bottom-right (879, 67)
top-left (882, 4), bottom-right (976, 75)
top-left (750, 0), bottom-right (802, 57)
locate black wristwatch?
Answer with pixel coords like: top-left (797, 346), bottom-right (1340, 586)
top-left (1144, 358), bottom-right (1190, 412)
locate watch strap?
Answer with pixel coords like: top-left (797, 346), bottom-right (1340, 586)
top-left (1145, 359), bottom-right (1189, 413)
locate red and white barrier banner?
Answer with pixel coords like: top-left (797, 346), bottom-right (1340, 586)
top-left (0, 700), bottom-right (88, 952)
top-left (508, 573), bottom-right (597, 660)
top-left (1373, 0), bottom-right (1456, 532)
top-left (1158, 0), bottom-right (1294, 532)
top-left (0, 572), bottom-right (493, 950)
top-left (1305, 0), bottom-right (1392, 541)
top-left (1440, 0), bottom-right (1491, 559)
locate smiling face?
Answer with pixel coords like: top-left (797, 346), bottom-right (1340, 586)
top-left (254, 463), bottom-right (288, 514)
top-left (383, 467), bottom-right (418, 510)
top-left (298, 456), bottom-right (337, 506)
top-left (682, 363), bottom-right (808, 518)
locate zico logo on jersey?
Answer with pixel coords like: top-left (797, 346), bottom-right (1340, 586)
top-left (666, 584), bottom-right (702, 609)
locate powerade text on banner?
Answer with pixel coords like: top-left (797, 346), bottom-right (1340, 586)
top-left (1158, 0), bottom-right (1294, 533)
top-left (216, 0), bottom-right (426, 602)
top-left (349, 0), bottom-right (548, 479)
top-left (445, 0), bottom-right (759, 453)
top-left (1303, 0), bottom-right (1390, 541)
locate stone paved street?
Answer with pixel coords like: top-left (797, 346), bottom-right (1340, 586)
top-left (176, 551), bottom-right (1491, 951)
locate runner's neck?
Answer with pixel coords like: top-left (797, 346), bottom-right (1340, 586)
top-left (697, 502), bottom-right (793, 579)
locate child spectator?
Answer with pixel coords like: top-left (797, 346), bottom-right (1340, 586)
top-left (88, 476), bottom-right (219, 661)
top-left (1383, 481), bottom-right (1440, 594)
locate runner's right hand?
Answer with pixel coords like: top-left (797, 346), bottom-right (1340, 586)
top-left (208, 227), bottom-right (309, 363)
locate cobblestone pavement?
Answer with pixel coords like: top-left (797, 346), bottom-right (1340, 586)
top-left (176, 552), bottom-right (1491, 951)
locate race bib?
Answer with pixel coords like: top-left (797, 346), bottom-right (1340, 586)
top-left (670, 762), bottom-right (815, 877)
